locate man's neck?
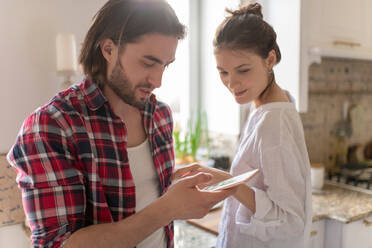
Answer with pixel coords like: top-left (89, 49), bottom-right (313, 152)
top-left (103, 85), bottom-right (147, 147)
top-left (102, 85), bottom-right (141, 119)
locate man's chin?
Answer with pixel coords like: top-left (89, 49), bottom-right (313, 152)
top-left (128, 98), bottom-right (148, 110)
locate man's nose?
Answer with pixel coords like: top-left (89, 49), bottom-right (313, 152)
top-left (148, 69), bottom-right (164, 89)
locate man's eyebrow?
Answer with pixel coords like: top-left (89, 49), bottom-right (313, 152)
top-left (144, 55), bottom-right (175, 66)
top-left (144, 55), bottom-right (164, 65)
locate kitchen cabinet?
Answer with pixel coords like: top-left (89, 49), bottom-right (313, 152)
top-left (256, 0), bottom-right (372, 112)
top-left (309, 220), bottom-right (325, 248)
top-left (324, 214), bottom-right (372, 248)
top-left (309, 0), bottom-right (371, 53)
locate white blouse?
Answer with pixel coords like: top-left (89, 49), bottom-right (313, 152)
top-left (216, 101), bottom-right (312, 248)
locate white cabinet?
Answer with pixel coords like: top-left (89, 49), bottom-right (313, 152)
top-left (308, 0), bottom-right (372, 61)
top-left (342, 215), bottom-right (372, 248)
top-left (256, 0), bottom-right (372, 112)
top-left (309, 220), bottom-right (325, 248)
top-left (309, 0), bottom-right (371, 53)
top-left (324, 214), bottom-right (372, 248)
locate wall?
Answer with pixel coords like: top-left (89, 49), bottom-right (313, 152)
top-left (0, 0), bottom-right (106, 153)
top-left (0, 1), bottom-right (106, 247)
top-left (300, 58), bottom-right (372, 168)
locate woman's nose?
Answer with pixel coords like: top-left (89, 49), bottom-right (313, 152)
top-left (227, 74), bottom-right (240, 89)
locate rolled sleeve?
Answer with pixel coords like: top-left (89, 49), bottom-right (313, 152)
top-left (7, 110), bottom-right (86, 247)
top-left (234, 146), bottom-right (306, 242)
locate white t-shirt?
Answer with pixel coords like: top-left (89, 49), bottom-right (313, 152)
top-left (216, 100), bottom-right (312, 248)
top-left (127, 139), bottom-right (167, 248)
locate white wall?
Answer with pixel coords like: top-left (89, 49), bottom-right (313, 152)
top-left (0, 1), bottom-right (106, 247)
top-left (0, 0), bottom-right (106, 153)
top-left (0, 224), bottom-right (30, 248)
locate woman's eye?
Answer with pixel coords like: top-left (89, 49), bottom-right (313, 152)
top-left (239, 69), bottom-right (250, 73)
top-left (219, 71), bottom-right (228, 76)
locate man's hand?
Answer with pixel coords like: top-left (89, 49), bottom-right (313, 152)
top-left (162, 172), bottom-right (236, 221)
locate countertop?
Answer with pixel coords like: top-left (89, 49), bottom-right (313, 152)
top-left (312, 181), bottom-right (372, 223)
top-left (174, 182), bottom-right (372, 247)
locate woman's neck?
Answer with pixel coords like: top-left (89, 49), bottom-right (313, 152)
top-left (254, 81), bottom-right (290, 108)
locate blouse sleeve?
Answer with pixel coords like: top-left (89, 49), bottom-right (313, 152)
top-left (235, 145), bottom-right (308, 242)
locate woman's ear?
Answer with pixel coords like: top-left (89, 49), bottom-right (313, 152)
top-left (266, 49), bottom-right (277, 70)
top-left (100, 38), bottom-right (118, 64)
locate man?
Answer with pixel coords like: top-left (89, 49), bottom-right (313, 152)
top-left (7, 0), bottom-right (235, 247)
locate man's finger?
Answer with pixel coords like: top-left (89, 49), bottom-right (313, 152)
top-left (172, 163), bottom-right (200, 180)
top-left (181, 172), bottom-right (213, 187)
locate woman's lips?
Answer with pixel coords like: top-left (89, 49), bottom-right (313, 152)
top-left (234, 89), bottom-right (247, 97)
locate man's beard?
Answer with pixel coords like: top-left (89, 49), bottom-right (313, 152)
top-left (107, 62), bottom-right (153, 110)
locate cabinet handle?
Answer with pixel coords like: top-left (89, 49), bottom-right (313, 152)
top-left (333, 40), bottom-right (361, 47)
top-left (363, 219), bottom-right (372, 227)
top-left (310, 231), bottom-right (318, 237)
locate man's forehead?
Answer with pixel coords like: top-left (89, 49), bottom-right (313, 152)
top-left (125, 33), bottom-right (178, 62)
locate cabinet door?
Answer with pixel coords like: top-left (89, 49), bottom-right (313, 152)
top-left (309, 220), bottom-right (325, 248)
top-left (309, 0), bottom-right (369, 51)
top-left (342, 214), bottom-right (372, 248)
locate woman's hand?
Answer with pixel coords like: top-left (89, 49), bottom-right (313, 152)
top-left (172, 163), bottom-right (232, 189)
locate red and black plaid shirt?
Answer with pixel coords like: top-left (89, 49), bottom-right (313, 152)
top-left (7, 79), bottom-right (175, 248)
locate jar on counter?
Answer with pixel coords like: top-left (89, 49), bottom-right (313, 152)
top-left (311, 163), bottom-right (325, 190)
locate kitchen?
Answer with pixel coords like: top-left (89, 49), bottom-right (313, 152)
top-left (1, 0), bottom-right (372, 247)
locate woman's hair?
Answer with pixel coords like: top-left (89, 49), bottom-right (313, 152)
top-left (79, 0), bottom-right (186, 86)
top-left (214, 3), bottom-right (281, 63)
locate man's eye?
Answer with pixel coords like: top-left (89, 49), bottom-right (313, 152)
top-left (219, 71), bottom-right (228, 76)
top-left (143, 62), bottom-right (155, 67)
top-left (239, 69), bottom-right (250, 73)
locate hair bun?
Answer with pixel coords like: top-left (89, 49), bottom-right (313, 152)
top-left (231, 3), bottom-right (263, 18)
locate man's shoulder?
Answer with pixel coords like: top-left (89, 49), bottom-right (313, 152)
top-left (24, 84), bottom-right (86, 130)
top-left (155, 100), bottom-right (172, 114)
top-left (153, 100), bottom-right (173, 123)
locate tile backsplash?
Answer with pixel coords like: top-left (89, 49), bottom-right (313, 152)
top-left (300, 57), bottom-right (372, 168)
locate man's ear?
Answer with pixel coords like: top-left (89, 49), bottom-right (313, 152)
top-left (265, 49), bottom-right (277, 70)
top-left (100, 38), bottom-right (118, 64)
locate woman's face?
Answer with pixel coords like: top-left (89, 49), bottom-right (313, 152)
top-left (214, 49), bottom-right (274, 105)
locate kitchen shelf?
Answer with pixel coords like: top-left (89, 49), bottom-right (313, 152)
top-left (309, 46), bottom-right (372, 64)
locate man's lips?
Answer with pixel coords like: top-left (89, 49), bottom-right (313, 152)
top-left (138, 88), bottom-right (153, 97)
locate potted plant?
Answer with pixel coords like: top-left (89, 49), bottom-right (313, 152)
top-left (174, 110), bottom-right (210, 165)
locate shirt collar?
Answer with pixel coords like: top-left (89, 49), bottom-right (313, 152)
top-left (81, 79), bottom-right (107, 111)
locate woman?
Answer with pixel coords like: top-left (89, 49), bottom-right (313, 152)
top-left (173, 3), bottom-right (312, 248)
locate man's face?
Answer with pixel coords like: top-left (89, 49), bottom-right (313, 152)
top-left (107, 33), bottom-right (178, 109)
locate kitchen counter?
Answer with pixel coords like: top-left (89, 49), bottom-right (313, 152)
top-left (174, 220), bottom-right (217, 248)
top-left (175, 182), bottom-right (372, 247)
top-left (312, 181), bottom-right (372, 223)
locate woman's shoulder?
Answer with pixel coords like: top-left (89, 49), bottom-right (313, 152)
top-left (252, 103), bottom-right (303, 147)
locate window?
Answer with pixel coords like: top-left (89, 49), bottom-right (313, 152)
top-left (155, 0), bottom-right (241, 136)
top-left (154, 0), bottom-right (190, 128)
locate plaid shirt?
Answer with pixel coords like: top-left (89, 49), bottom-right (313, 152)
top-left (7, 79), bottom-right (175, 248)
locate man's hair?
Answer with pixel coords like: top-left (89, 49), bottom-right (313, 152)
top-left (79, 0), bottom-right (186, 86)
